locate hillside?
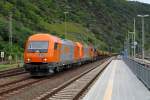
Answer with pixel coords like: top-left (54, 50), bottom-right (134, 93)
top-left (0, 0), bottom-right (150, 57)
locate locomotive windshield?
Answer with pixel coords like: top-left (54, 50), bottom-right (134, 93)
top-left (27, 41), bottom-right (48, 53)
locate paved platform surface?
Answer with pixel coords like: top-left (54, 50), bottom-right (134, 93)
top-left (82, 60), bottom-right (150, 100)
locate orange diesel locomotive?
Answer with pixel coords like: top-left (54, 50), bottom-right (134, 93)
top-left (24, 33), bottom-right (100, 76)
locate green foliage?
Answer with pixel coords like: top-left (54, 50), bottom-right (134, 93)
top-left (0, 64), bottom-right (19, 71)
top-left (0, 0), bottom-right (149, 55)
top-left (0, 17), bottom-right (8, 41)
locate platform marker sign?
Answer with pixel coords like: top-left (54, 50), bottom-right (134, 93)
top-left (1, 52), bottom-right (4, 58)
top-left (1, 52), bottom-right (4, 63)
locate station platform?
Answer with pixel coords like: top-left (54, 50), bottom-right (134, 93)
top-left (82, 60), bottom-right (150, 100)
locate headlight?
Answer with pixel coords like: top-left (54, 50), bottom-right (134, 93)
top-left (43, 58), bottom-right (47, 62)
top-left (27, 58), bottom-right (31, 62)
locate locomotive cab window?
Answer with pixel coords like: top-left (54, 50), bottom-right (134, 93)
top-left (28, 41), bottom-right (48, 53)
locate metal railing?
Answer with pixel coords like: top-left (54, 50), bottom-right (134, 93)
top-left (123, 57), bottom-right (150, 89)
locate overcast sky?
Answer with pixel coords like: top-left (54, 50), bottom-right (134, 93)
top-left (129, 0), bottom-right (150, 4)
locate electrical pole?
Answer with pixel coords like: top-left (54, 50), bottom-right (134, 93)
top-left (131, 32), bottom-right (134, 57)
top-left (137, 14), bottom-right (149, 61)
top-left (64, 11), bottom-right (69, 38)
top-left (9, 12), bottom-right (12, 64)
top-left (128, 31), bottom-right (134, 58)
top-left (133, 18), bottom-right (136, 59)
top-left (127, 33), bottom-right (130, 57)
top-left (142, 17), bottom-right (144, 61)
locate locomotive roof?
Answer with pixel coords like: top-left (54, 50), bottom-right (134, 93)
top-left (28, 33), bottom-right (93, 48)
top-left (61, 39), bottom-right (74, 46)
top-left (75, 42), bottom-right (83, 47)
top-left (28, 33), bottom-right (61, 42)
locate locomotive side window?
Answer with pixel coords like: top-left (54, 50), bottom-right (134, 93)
top-left (54, 43), bottom-right (58, 50)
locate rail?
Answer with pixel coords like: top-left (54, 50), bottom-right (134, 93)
top-left (34, 57), bottom-right (113, 100)
top-left (0, 67), bottom-right (26, 78)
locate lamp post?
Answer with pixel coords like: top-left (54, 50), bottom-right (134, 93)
top-left (137, 14), bottom-right (149, 61)
top-left (64, 11), bottom-right (69, 38)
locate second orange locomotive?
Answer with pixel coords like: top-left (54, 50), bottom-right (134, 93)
top-left (24, 33), bottom-right (98, 76)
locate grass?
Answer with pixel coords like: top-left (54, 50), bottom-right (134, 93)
top-left (49, 22), bottom-right (87, 34)
top-left (0, 63), bottom-right (22, 71)
top-left (40, 21), bottom-right (87, 34)
top-left (40, 21), bottom-right (107, 48)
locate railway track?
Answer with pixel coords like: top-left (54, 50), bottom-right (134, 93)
top-left (0, 77), bottom-right (47, 98)
top-left (0, 67), bottom-right (27, 78)
top-left (0, 75), bottom-right (30, 87)
top-left (34, 58), bottom-right (113, 100)
top-left (0, 58), bottom-right (111, 100)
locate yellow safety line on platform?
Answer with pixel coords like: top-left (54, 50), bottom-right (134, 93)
top-left (103, 60), bottom-right (117, 100)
